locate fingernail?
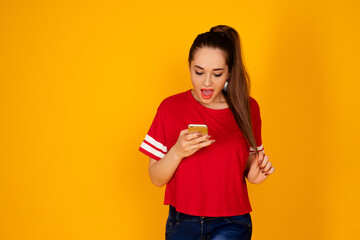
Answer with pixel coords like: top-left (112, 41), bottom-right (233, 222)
top-left (206, 135), bottom-right (211, 139)
top-left (211, 139), bottom-right (216, 143)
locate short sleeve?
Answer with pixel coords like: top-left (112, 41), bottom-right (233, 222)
top-left (138, 105), bottom-right (168, 161)
top-left (249, 97), bottom-right (265, 155)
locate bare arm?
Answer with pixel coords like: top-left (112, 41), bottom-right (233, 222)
top-left (148, 129), bottom-right (214, 187)
top-left (148, 148), bottom-right (182, 187)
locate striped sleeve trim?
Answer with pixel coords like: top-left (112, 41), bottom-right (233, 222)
top-left (144, 134), bottom-right (168, 153)
top-left (140, 142), bottom-right (166, 159)
top-left (249, 144), bottom-right (264, 154)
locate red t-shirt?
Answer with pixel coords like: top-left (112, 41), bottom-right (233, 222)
top-left (139, 89), bottom-right (264, 217)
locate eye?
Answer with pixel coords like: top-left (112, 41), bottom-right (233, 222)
top-left (195, 71), bottom-right (223, 77)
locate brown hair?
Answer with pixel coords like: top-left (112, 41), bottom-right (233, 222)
top-left (188, 25), bottom-right (258, 154)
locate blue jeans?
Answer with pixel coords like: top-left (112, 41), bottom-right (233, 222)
top-left (165, 205), bottom-right (252, 240)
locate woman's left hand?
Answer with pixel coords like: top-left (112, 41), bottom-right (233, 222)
top-left (247, 151), bottom-right (275, 184)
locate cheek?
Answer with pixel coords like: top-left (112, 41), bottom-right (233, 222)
top-left (191, 75), bottom-right (201, 83)
top-left (190, 77), bottom-right (198, 87)
top-left (215, 78), bottom-right (227, 86)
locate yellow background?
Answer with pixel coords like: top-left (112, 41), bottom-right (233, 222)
top-left (1, 0), bottom-right (359, 239)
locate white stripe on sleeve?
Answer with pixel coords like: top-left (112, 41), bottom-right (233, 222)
top-left (140, 142), bottom-right (165, 159)
top-left (249, 144), bottom-right (264, 154)
top-left (144, 134), bottom-right (168, 153)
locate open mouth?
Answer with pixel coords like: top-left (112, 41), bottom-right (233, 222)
top-left (201, 89), bottom-right (214, 99)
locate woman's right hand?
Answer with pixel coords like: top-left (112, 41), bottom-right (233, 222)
top-left (171, 129), bottom-right (215, 160)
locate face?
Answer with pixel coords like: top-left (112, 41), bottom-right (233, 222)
top-left (189, 47), bottom-right (230, 108)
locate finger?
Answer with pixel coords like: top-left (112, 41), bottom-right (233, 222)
top-left (264, 167), bottom-right (275, 176)
top-left (189, 134), bottom-right (211, 145)
top-left (189, 139), bottom-right (215, 151)
top-left (186, 131), bottom-right (203, 141)
top-left (259, 151), bottom-right (265, 161)
top-left (260, 155), bottom-right (269, 168)
top-left (262, 174), bottom-right (269, 181)
top-left (266, 166), bottom-right (275, 175)
top-left (256, 152), bottom-right (263, 166)
top-left (179, 129), bottom-right (189, 137)
top-left (262, 161), bottom-right (272, 172)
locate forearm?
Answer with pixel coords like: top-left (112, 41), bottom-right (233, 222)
top-left (148, 147), bottom-right (183, 187)
top-left (244, 153), bottom-right (256, 179)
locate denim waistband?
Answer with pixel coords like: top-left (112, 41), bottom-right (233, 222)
top-left (168, 204), bottom-right (225, 221)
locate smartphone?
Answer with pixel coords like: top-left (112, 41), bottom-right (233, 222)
top-left (188, 124), bottom-right (208, 135)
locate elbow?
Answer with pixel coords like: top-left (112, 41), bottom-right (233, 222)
top-left (149, 171), bottom-right (165, 188)
top-left (150, 175), bottom-right (168, 188)
top-left (148, 164), bottom-right (167, 188)
top-left (151, 179), bottom-right (164, 188)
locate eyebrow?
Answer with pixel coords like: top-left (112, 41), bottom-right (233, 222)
top-left (195, 65), bottom-right (224, 71)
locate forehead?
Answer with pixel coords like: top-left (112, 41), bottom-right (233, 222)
top-left (192, 47), bottom-right (227, 69)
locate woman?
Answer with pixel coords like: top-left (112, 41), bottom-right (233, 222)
top-left (139, 25), bottom-right (275, 240)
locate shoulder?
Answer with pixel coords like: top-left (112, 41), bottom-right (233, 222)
top-left (158, 90), bottom-right (189, 111)
top-left (249, 96), bottom-right (262, 123)
top-left (249, 96), bottom-right (260, 112)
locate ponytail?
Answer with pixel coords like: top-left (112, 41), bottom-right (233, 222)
top-left (210, 25), bottom-right (258, 154)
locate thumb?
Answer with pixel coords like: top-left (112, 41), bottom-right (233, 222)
top-left (251, 153), bottom-right (260, 167)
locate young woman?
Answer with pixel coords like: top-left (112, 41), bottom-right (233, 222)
top-left (139, 25), bottom-right (275, 240)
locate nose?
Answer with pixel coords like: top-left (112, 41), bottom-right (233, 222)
top-left (202, 73), bottom-right (212, 87)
